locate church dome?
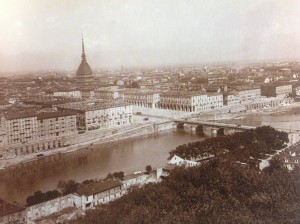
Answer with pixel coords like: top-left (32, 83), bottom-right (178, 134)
top-left (77, 60), bottom-right (92, 76)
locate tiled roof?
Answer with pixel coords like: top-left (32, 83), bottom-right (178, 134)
top-left (123, 172), bottom-right (147, 181)
top-left (4, 111), bottom-right (36, 120)
top-left (36, 111), bottom-right (77, 120)
top-left (120, 89), bottom-right (159, 94)
top-left (160, 91), bottom-right (206, 98)
top-left (58, 100), bottom-right (131, 112)
top-left (230, 86), bottom-right (260, 91)
top-left (0, 198), bottom-right (25, 217)
top-left (76, 179), bottom-right (121, 196)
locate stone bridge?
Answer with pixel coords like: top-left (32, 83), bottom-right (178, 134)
top-left (173, 119), bottom-right (256, 136)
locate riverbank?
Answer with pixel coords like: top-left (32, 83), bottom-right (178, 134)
top-left (212, 102), bottom-right (300, 127)
top-left (0, 122), bottom-right (171, 170)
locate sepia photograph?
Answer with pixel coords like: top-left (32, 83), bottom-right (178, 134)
top-left (0, 0), bottom-right (300, 223)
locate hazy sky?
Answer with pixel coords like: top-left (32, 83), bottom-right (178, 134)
top-left (0, 0), bottom-right (300, 72)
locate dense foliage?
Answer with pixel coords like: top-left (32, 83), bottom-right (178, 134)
top-left (68, 127), bottom-right (298, 223)
top-left (69, 158), bottom-right (300, 224)
top-left (106, 171), bottom-right (125, 180)
top-left (169, 126), bottom-right (289, 167)
top-left (26, 190), bottom-right (61, 206)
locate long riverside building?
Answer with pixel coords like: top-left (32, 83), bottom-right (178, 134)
top-left (95, 89), bottom-right (223, 112)
top-left (58, 100), bottom-right (133, 131)
top-left (0, 111), bottom-right (77, 158)
top-left (157, 91), bottom-right (223, 112)
top-left (119, 89), bottom-right (160, 109)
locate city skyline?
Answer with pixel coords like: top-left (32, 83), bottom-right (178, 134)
top-left (0, 0), bottom-right (300, 72)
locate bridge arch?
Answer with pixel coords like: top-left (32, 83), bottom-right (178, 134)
top-left (177, 122), bottom-right (184, 129)
top-left (196, 125), bottom-right (205, 136)
top-left (217, 128), bottom-right (225, 136)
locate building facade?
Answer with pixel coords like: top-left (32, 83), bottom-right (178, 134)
top-left (53, 90), bottom-right (81, 99)
top-left (261, 84), bottom-right (293, 97)
top-left (157, 91), bottom-right (223, 112)
top-left (228, 86), bottom-right (261, 104)
top-left (95, 88), bottom-right (119, 101)
top-left (0, 111), bottom-right (78, 158)
top-left (58, 100), bottom-right (133, 131)
top-left (223, 94), bottom-right (240, 106)
top-left (73, 179), bottom-right (123, 210)
top-left (120, 89), bottom-right (160, 109)
top-left (37, 111), bottom-right (77, 141)
top-left (26, 194), bottom-right (74, 221)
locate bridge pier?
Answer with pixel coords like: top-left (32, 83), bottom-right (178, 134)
top-left (190, 125), bottom-right (196, 133)
top-left (174, 120), bottom-right (255, 136)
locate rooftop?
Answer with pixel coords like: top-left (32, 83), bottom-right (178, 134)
top-left (36, 111), bottom-right (77, 120)
top-left (160, 90), bottom-right (206, 98)
top-left (76, 179), bottom-right (121, 196)
top-left (230, 85), bottom-right (261, 91)
top-left (123, 172), bottom-right (148, 181)
top-left (22, 96), bottom-right (80, 106)
top-left (119, 89), bottom-right (159, 95)
top-left (0, 199), bottom-right (25, 217)
top-left (3, 111), bottom-right (36, 120)
top-left (58, 100), bottom-right (131, 112)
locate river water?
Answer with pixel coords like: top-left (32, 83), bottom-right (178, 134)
top-left (0, 129), bottom-right (202, 204)
top-left (223, 106), bottom-right (300, 132)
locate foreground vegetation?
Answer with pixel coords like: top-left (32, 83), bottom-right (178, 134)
top-left (69, 126), bottom-right (300, 224)
top-left (70, 158), bottom-right (300, 224)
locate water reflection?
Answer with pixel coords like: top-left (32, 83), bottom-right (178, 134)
top-left (1, 130), bottom-right (201, 204)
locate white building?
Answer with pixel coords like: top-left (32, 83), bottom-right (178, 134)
top-left (0, 110), bottom-right (78, 158)
top-left (157, 91), bottom-right (223, 112)
top-left (120, 89), bottom-right (160, 109)
top-left (228, 86), bottom-right (261, 104)
top-left (168, 155), bottom-right (200, 167)
top-left (73, 179), bottom-right (123, 210)
top-left (122, 172), bottom-right (149, 188)
top-left (26, 194), bottom-right (74, 221)
top-left (58, 100), bottom-right (133, 131)
top-left (53, 90), bottom-right (81, 99)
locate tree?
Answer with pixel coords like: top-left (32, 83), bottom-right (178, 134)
top-left (113, 171), bottom-right (125, 180)
top-left (106, 173), bottom-right (114, 179)
top-left (26, 190), bottom-right (61, 206)
top-left (82, 179), bottom-right (95, 185)
top-left (263, 156), bottom-right (286, 174)
top-left (106, 171), bottom-right (125, 180)
top-left (68, 158), bottom-right (300, 224)
top-left (57, 179), bottom-right (79, 195)
top-left (146, 165), bottom-right (152, 174)
top-left (131, 81), bottom-right (140, 88)
top-left (169, 126), bottom-right (289, 167)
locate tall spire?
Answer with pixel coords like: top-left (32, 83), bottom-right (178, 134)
top-left (81, 35), bottom-right (86, 61)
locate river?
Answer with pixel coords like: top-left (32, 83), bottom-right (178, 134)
top-left (222, 106), bottom-right (300, 132)
top-left (0, 129), bottom-right (202, 204)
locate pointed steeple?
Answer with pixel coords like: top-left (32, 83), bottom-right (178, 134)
top-left (81, 35), bottom-right (86, 61)
top-left (77, 35), bottom-right (93, 76)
